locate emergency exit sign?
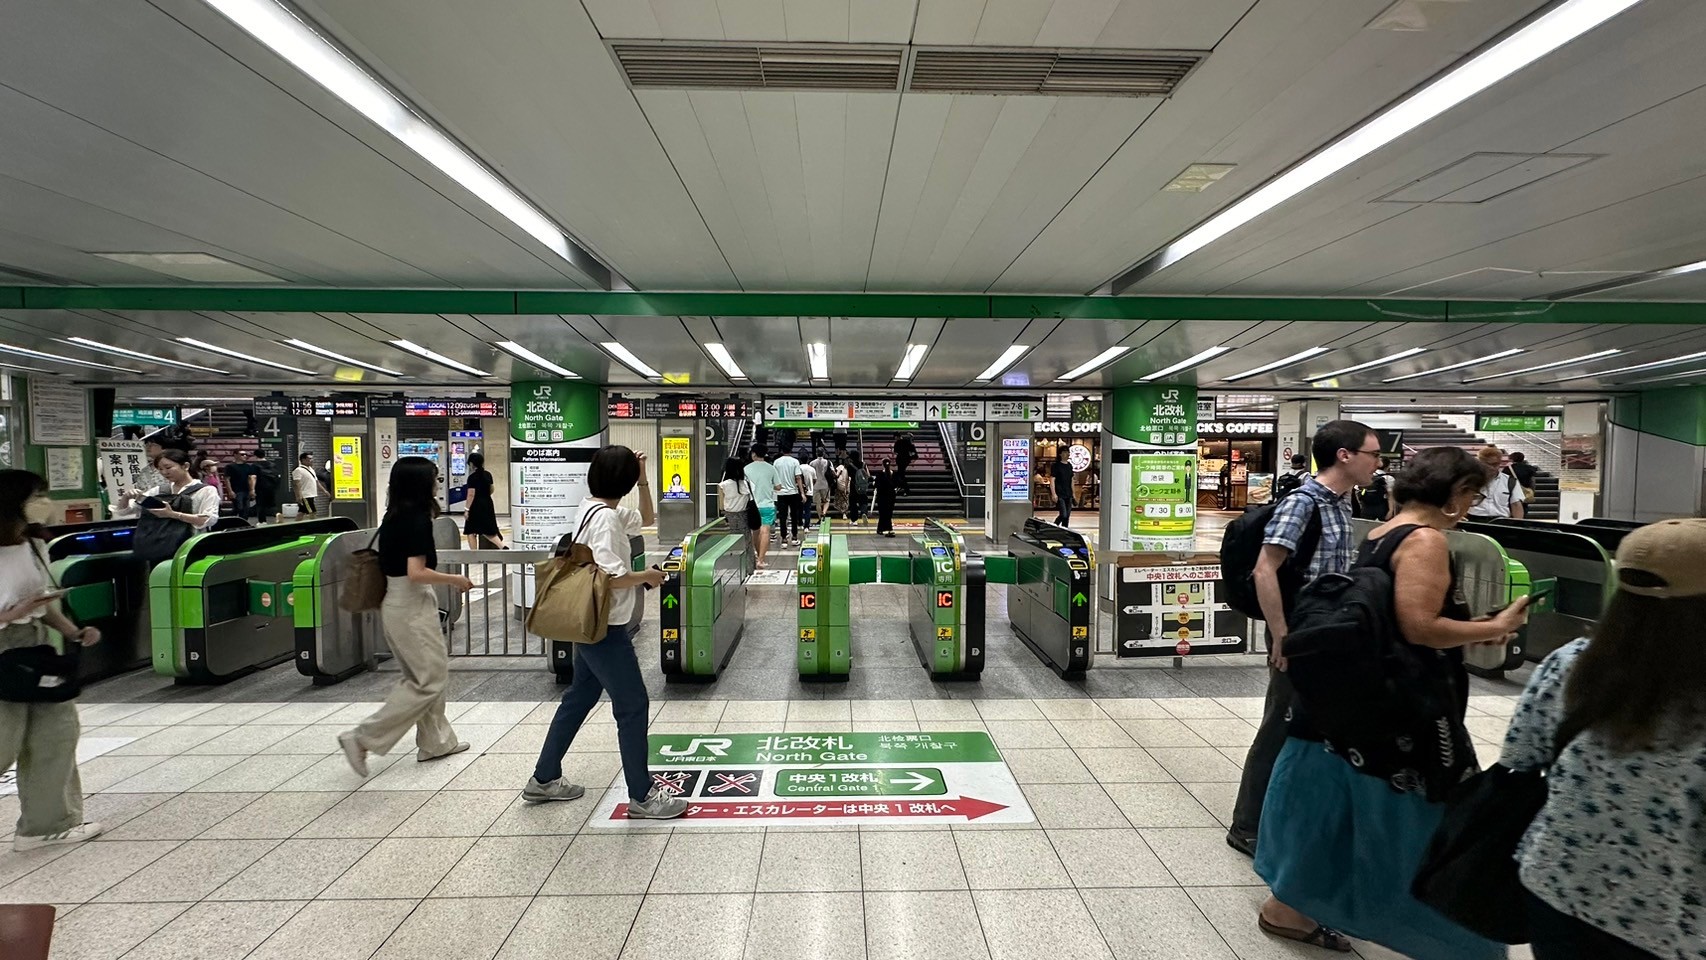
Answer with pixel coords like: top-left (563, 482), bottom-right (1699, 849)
top-left (1477, 414), bottom-right (1559, 432)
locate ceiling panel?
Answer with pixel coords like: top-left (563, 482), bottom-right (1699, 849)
top-left (924, 316), bottom-right (1053, 384)
top-left (708, 316), bottom-right (810, 384)
top-left (911, 0), bottom-right (1252, 49)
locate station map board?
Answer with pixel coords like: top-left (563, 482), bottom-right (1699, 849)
top-left (590, 731), bottom-right (1033, 827)
top-left (1114, 557), bottom-right (1251, 658)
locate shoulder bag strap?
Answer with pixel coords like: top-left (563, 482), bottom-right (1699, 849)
top-left (1362, 523), bottom-right (1426, 570)
top-left (573, 502), bottom-right (611, 542)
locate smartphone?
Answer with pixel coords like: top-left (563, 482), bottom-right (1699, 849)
top-left (1489, 584), bottom-right (1552, 617)
top-left (643, 563), bottom-right (661, 591)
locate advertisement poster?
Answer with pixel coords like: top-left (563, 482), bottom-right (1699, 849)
top-left (333, 436), bottom-right (364, 500)
top-left (1559, 433), bottom-right (1601, 493)
top-left (1129, 453), bottom-right (1196, 546)
top-left (1000, 437), bottom-right (1030, 502)
top-left (1246, 473), bottom-right (1275, 505)
top-left (27, 379), bottom-right (89, 445)
top-left (660, 435), bottom-right (692, 502)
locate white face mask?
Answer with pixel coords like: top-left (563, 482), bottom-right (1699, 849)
top-left (22, 497), bottom-right (52, 525)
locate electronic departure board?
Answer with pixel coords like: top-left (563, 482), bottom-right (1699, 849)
top-left (288, 398), bottom-right (366, 417)
top-left (607, 395), bottom-right (754, 420)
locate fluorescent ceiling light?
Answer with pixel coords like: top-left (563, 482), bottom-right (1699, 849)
top-left (495, 341), bottom-right (577, 380)
top-left (1343, 403), bottom-right (1512, 411)
top-left (1305, 347), bottom-right (1427, 382)
top-left (702, 343), bottom-right (746, 380)
top-left (1620, 365), bottom-right (1706, 387)
top-left (1548, 349), bottom-right (1706, 384)
top-left (178, 337), bottom-right (317, 375)
top-left (1140, 345), bottom-right (1231, 382)
top-left (202, 0), bottom-right (590, 270)
top-left (1460, 348), bottom-right (1620, 384)
top-left (601, 342), bottom-right (660, 379)
top-left (389, 339), bottom-right (490, 378)
top-left (806, 342), bottom-right (829, 380)
top-left (1057, 347), bottom-right (1131, 382)
top-left (893, 343), bottom-right (929, 381)
top-left (1222, 347), bottom-right (1330, 382)
top-left (976, 344), bottom-right (1030, 382)
top-left (91, 251), bottom-right (282, 283)
top-left (1380, 348), bottom-right (1525, 383)
top-left (62, 336), bottom-right (231, 374)
top-left (0, 359), bottom-right (61, 375)
top-left (0, 342), bottom-right (140, 373)
top-left (282, 339), bottom-right (403, 376)
top-left (1130, 0), bottom-right (1643, 278)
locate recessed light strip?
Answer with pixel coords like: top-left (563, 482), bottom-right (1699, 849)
top-left (60, 337), bottom-right (229, 374)
top-left (1548, 349), bottom-right (1706, 384)
top-left (976, 344), bottom-right (1029, 382)
top-left (495, 341), bottom-right (577, 380)
top-left (178, 337), bottom-right (317, 376)
top-left (200, 0), bottom-right (608, 283)
top-left (806, 343), bottom-right (829, 380)
top-left (1460, 348), bottom-right (1620, 384)
top-left (1057, 346), bottom-right (1131, 382)
top-left (1140, 345), bottom-right (1231, 382)
top-left (1305, 347), bottom-right (1427, 382)
top-left (0, 342), bottom-right (141, 373)
top-left (602, 342), bottom-right (661, 380)
top-left (282, 339), bottom-right (403, 376)
top-left (1221, 347), bottom-right (1329, 382)
top-left (1380, 348), bottom-right (1524, 383)
top-left (389, 339), bottom-right (489, 378)
top-left (1114, 0), bottom-right (1644, 288)
top-left (703, 343), bottom-right (746, 380)
top-left (893, 343), bottom-right (929, 381)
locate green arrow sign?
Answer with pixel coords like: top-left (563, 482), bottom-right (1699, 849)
top-left (662, 595), bottom-right (678, 609)
top-left (1073, 591), bottom-right (1087, 606)
top-left (775, 767), bottom-right (947, 797)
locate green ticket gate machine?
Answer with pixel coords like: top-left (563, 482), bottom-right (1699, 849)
top-left (1004, 519), bottom-right (1095, 679)
top-left (894, 519), bottom-right (986, 680)
top-left (43, 521), bottom-right (147, 682)
top-left (659, 518), bottom-right (750, 681)
top-left (1462, 520), bottom-right (1609, 666)
top-left (153, 518), bottom-right (357, 682)
top-left (797, 520), bottom-right (850, 681)
top-left (292, 528), bottom-right (386, 685)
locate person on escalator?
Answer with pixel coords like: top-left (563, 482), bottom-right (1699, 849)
top-left (846, 455), bottom-right (871, 525)
top-left (809, 449), bottom-right (833, 525)
top-left (1507, 451), bottom-right (1538, 504)
top-left (336, 457), bottom-right (474, 778)
top-left (874, 459), bottom-right (898, 537)
top-left (0, 470), bottom-right (105, 851)
top-left (522, 445), bottom-right (687, 820)
top-left (115, 449), bottom-right (220, 567)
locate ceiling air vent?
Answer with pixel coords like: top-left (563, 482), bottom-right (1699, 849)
top-left (908, 47), bottom-right (1203, 97)
top-left (610, 42), bottom-right (903, 92)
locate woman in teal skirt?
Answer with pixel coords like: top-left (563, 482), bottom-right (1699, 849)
top-left (1254, 447), bottom-right (1531, 959)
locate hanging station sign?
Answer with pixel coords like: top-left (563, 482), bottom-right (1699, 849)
top-left (1477, 414), bottom-right (1560, 433)
top-left (763, 397), bottom-right (1043, 424)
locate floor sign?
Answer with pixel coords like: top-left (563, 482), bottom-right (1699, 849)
top-left (589, 730), bottom-right (1034, 827)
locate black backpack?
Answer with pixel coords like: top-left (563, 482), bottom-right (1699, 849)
top-left (1284, 525), bottom-right (1475, 799)
top-left (1218, 498), bottom-right (1320, 621)
top-left (132, 482), bottom-right (208, 566)
top-left (1273, 471), bottom-right (1305, 499)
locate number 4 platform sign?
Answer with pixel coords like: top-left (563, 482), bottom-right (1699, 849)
top-left (589, 731), bottom-right (1034, 827)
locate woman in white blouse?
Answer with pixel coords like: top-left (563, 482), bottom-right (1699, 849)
top-left (115, 450), bottom-right (220, 565)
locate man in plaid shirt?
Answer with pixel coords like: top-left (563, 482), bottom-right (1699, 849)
top-left (1230, 420), bottom-right (1382, 950)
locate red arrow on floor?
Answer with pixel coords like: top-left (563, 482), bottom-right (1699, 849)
top-left (610, 796), bottom-right (1009, 822)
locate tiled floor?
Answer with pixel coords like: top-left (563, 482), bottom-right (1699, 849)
top-left (4, 684), bottom-right (1534, 960)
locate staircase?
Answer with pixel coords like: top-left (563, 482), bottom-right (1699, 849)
top-left (1404, 415), bottom-right (1559, 521)
top-left (745, 427), bottom-right (962, 519)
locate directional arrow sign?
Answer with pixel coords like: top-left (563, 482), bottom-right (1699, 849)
top-left (1073, 591), bottom-right (1087, 606)
top-left (662, 595), bottom-right (679, 608)
top-left (890, 771), bottom-right (936, 792)
top-left (611, 796), bottom-right (1008, 821)
top-left (1545, 416), bottom-right (1560, 430)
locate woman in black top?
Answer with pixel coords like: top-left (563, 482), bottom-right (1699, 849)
top-left (874, 458), bottom-right (898, 537)
top-left (338, 457), bottom-right (474, 777)
top-left (462, 452), bottom-right (503, 549)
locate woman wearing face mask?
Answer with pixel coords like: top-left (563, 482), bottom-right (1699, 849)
top-left (0, 470), bottom-right (104, 851)
top-left (115, 449), bottom-right (220, 567)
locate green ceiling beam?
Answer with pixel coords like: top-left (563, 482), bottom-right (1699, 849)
top-left (4, 286), bottom-right (1706, 324)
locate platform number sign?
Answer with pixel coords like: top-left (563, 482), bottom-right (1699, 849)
top-left (799, 592), bottom-right (817, 610)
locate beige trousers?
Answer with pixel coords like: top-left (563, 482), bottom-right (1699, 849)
top-left (353, 578), bottom-right (458, 757)
top-left (0, 622), bottom-right (84, 837)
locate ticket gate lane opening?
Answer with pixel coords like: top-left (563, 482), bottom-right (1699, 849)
top-left (1005, 518), bottom-right (1094, 679)
top-left (1459, 520), bottom-right (1611, 669)
top-left (46, 523), bottom-right (149, 682)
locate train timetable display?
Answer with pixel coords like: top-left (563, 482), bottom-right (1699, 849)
top-left (607, 396), bottom-right (754, 419)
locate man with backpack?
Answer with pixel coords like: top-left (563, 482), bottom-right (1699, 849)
top-left (1468, 445), bottom-right (1525, 520)
top-left (892, 433), bottom-right (917, 496)
top-left (1273, 453), bottom-right (1310, 500)
top-left (1222, 420), bottom-right (1380, 944)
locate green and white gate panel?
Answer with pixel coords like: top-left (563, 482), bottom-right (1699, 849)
top-left (797, 520), bottom-right (851, 679)
top-left (896, 518), bottom-right (984, 679)
top-left (659, 517), bottom-right (749, 680)
top-left (590, 730), bottom-right (1033, 827)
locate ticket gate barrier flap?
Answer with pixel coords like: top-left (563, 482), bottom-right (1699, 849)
top-left (1460, 521), bottom-right (1610, 666)
top-left (1006, 519), bottom-right (1094, 679)
top-left (294, 529), bottom-right (388, 685)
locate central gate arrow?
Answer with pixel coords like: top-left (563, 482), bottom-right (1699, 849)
top-left (888, 771), bottom-right (936, 792)
top-left (609, 796), bottom-right (1008, 822)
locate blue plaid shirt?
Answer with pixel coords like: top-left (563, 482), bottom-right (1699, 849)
top-left (1262, 477), bottom-right (1355, 580)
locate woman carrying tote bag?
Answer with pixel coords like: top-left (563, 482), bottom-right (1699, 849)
top-left (523, 446), bottom-right (686, 820)
top-left (718, 456), bottom-right (754, 564)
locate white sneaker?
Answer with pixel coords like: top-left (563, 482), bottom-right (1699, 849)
top-left (626, 787), bottom-right (690, 820)
top-left (337, 731), bottom-right (370, 777)
top-left (13, 821), bottom-right (103, 852)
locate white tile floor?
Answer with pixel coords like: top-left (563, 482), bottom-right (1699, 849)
top-left (2, 694), bottom-right (1534, 960)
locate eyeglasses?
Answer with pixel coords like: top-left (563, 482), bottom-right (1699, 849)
top-left (1353, 447), bottom-right (1383, 458)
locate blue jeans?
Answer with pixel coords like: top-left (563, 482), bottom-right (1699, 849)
top-left (532, 621), bottom-right (652, 801)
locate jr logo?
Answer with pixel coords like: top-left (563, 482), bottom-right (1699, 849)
top-left (1161, 388), bottom-right (1179, 402)
top-left (533, 384), bottom-right (552, 399)
top-left (658, 738), bottom-right (732, 758)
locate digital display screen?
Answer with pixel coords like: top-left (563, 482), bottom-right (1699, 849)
top-left (288, 398), bottom-right (365, 417)
top-left (404, 399), bottom-right (502, 418)
top-left (608, 395), bottom-right (754, 420)
top-left (930, 547), bottom-right (947, 557)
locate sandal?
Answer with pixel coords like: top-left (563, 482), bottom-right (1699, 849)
top-left (1257, 915), bottom-right (1353, 953)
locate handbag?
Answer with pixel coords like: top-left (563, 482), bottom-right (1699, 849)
top-left (526, 505), bottom-right (614, 645)
top-left (743, 482), bottom-right (760, 531)
top-left (0, 547), bottom-right (82, 703)
top-left (339, 529), bottom-right (386, 613)
top-left (1411, 723), bottom-right (1582, 944)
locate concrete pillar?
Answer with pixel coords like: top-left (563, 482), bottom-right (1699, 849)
top-left (1276, 399), bottom-right (1341, 471)
top-left (1602, 389), bottom-right (1706, 522)
top-left (1102, 384), bottom-right (1198, 555)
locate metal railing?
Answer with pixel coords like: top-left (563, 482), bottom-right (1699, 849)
top-left (437, 548), bottom-right (552, 657)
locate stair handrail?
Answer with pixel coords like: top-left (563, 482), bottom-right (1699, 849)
top-left (937, 422), bottom-right (968, 496)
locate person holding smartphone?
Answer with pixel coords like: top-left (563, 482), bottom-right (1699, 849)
top-left (337, 457), bottom-right (474, 776)
top-left (0, 470), bottom-right (104, 850)
top-left (115, 449), bottom-right (220, 566)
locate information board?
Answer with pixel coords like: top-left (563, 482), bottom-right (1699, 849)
top-left (589, 731), bottom-right (1032, 828)
top-left (764, 397), bottom-right (1042, 423)
top-left (1114, 559), bottom-right (1248, 658)
top-left (986, 400), bottom-right (1042, 422)
top-left (1000, 438), bottom-right (1031, 502)
top-left (26, 379), bottom-right (88, 445)
top-left (289, 397), bottom-right (367, 418)
top-left (607, 395), bottom-right (754, 420)
top-left (1477, 414), bottom-right (1559, 433)
top-left (1129, 453), bottom-right (1196, 542)
top-left (660, 435), bottom-right (692, 502)
top-left (332, 436), bottom-right (364, 500)
top-left (928, 400), bottom-right (985, 421)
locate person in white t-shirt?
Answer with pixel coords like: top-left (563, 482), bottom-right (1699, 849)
top-left (808, 450), bottom-right (833, 522)
top-left (796, 459), bottom-right (818, 527)
top-left (292, 453), bottom-right (322, 516)
top-left (772, 449), bottom-right (803, 547)
top-left (1468, 445), bottom-right (1526, 520)
top-left (522, 446), bottom-right (686, 820)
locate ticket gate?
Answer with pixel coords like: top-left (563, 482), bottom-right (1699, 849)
top-left (796, 520), bottom-right (848, 680)
top-left (659, 518), bottom-right (750, 681)
top-left (292, 529), bottom-right (386, 685)
top-left (1004, 519), bottom-right (1095, 678)
top-left (1461, 520), bottom-right (1611, 665)
top-left (152, 518), bottom-right (357, 682)
top-left (43, 522), bottom-right (148, 682)
top-left (891, 519), bottom-right (985, 680)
